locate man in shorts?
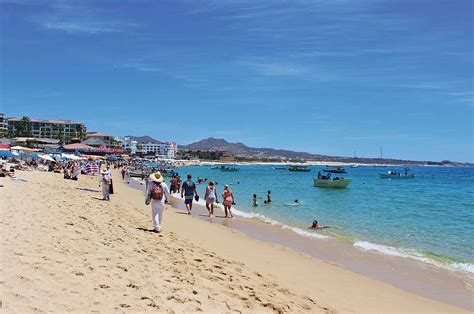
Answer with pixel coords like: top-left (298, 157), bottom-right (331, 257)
top-left (181, 174), bottom-right (198, 215)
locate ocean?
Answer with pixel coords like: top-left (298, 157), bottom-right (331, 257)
top-left (175, 165), bottom-right (474, 274)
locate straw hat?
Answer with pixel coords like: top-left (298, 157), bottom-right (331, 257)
top-left (149, 171), bottom-right (164, 183)
top-left (101, 169), bottom-right (108, 175)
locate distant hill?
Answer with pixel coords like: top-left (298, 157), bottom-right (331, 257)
top-left (180, 137), bottom-right (321, 160)
top-left (126, 135), bottom-right (161, 144)
top-left (179, 137), bottom-right (470, 166)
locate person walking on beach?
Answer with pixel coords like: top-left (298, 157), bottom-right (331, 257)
top-left (145, 172), bottom-right (170, 233)
top-left (99, 169), bottom-right (112, 201)
top-left (181, 174), bottom-right (198, 215)
top-left (222, 185), bottom-right (234, 218)
top-left (121, 166), bottom-right (126, 180)
top-left (204, 181), bottom-right (218, 217)
top-left (124, 167), bottom-right (131, 184)
top-left (170, 176), bottom-right (178, 194)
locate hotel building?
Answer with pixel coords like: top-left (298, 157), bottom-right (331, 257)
top-left (7, 117), bottom-right (86, 143)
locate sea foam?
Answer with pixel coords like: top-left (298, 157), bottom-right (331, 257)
top-left (353, 241), bottom-right (474, 274)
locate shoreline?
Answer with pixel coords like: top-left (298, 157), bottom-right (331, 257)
top-left (2, 170), bottom-right (471, 312)
top-left (128, 177), bottom-right (474, 310)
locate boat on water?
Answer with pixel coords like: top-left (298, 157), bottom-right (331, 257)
top-left (379, 168), bottom-right (414, 179)
top-left (323, 166), bottom-right (347, 174)
top-left (289, 165), bottom-right (311, 172)
top-left (273, 167), bottom-right (287, 170)
top-left (350, 165), bottom-right (359, 168)
top-left (220, 165), bottom-right (240, 172)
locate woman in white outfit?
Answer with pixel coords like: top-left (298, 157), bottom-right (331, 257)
top-left (99, 169), bottom-right (112, 201)
top-left (124, 167), bottom-right (131, 184)
top-left (145, 172), bottom-right (170, 233)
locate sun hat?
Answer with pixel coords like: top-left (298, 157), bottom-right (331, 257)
top-left (149, 171), bottom-right (164, 183)
top-left (101, 169), bottom-right (108, 174)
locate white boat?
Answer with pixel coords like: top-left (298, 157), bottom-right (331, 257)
top-left (313, 178), bottom-right (352, 188)
top-left (379, 168), bottom-right (414, 179)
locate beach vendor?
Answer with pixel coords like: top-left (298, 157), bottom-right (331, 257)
top-left (222, 185), bottom-right (234, 218)
top-left (145, 172), bottom-right (170, 233)
top-left (99, 169), bottom-right (112, 201)
top-left (181, 174), bottom-right (198, 215)
top-left (204, 181), bottom-right (218, 217)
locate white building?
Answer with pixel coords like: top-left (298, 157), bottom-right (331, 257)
top-left (119, 137), bottom-right (176, 158)
top-left (142, 141), bottom-right (177, 158)
top-left (119, 137), bottom-right (138, 155)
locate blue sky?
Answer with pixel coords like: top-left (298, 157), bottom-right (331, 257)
top-left (1, 0), bottom-right (472, 162)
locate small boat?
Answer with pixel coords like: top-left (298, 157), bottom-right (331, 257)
top-left (313, 177), bottom-right (351, 188)
top-left (323, 166), bottom-right (346, 174)
top-left (220, 166), bottom-right (240, 172)
top-left (289, 165), bottom-right (311, 172)
top-left (350, 165), bottom-right (359, 168)
top-left (273, 167), bottom-right (287, 170)
top-left (379, 168), bottom-right (414, 179)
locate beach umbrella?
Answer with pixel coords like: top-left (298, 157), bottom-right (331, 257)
top-left (0, 151), bottom-right (16, 158)
top-left (39, 154), bottom-right (55, 162)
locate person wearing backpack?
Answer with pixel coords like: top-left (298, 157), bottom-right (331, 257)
top-left (181, 174), bottom-right (199, 215)
top-left (145, 171), bottom-right (170, 233)
top-left (99, 169), bottom-right (112, 201)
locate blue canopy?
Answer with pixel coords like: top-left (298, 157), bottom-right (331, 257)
top-left (107, 156), bottom-right (118, 161)
top-left (0, 151), bottom-right (16, 158)
top-left (44, 149), bottom-right (63, 154)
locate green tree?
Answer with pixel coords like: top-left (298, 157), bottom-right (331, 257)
top-left (15, 116), bottom-right (32, 137)
top-left (57, 131), bottom-right (65, 145)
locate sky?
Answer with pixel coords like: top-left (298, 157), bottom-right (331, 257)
top-left (0, 0), bottom-right (473, 162)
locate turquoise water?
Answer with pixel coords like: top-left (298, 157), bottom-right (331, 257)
top-left (176, 165), bottom-right (474, 273)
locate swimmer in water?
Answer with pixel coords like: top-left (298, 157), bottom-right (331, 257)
top-left (309, 220), bottom-right (329, 230)
top-left (294, 199), bottom-right (299, 204)
top-left (252, 194), bottom-right (258, 207)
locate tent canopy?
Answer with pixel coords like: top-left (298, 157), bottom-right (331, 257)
top-left (10, 146), bottom-right (36, 152)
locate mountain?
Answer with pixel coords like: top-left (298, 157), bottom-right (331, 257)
top-left (180, 137), bottom-right (324, 160)
top-left (126, 135), bottom-right (161, 144)
top-left (179, 138), bottom-right (470, 166)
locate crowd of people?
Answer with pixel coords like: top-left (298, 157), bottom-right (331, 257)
top-left (1, 155), bottom-right (327, 235)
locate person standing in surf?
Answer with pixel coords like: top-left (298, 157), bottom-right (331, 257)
top-left (222, 185), bottom-right (234, 218)
top-left (204, 181), bottom-right (218, 217)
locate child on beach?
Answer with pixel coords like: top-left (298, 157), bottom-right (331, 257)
top-left (222, 185), bottom-right (234, 218)
top-left (204, 181), bottom-right (218, 217)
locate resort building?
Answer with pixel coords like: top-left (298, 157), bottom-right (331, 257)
top-left (84, 132), bottom-right (115, 145)
top-left (119, 137), bottom-right (138, 155)
top-left (141, 141), bottom-right (177, 158)
top-left (118, 136), bottom-right (177, 158)
top-left (0, 113), bottom-right (7, 137)
top-left (7, 117), bottom-right (86, 143)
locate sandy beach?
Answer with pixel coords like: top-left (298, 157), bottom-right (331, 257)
top-left (1, 170), bottom-right (470, 312)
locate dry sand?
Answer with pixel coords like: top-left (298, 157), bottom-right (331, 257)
top-left (0, 170), bottom-right (469, 313)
